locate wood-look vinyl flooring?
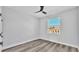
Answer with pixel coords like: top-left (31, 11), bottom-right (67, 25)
top-left (2, 39), bottom-right (79, 52)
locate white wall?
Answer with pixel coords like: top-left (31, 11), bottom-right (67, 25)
top-left (60, 8), bottom-right (78, 46)
top-left (2, 7), bottom-right (40, 48)
top-left (40, 8), bottom-right (79, 47)
top-left (77, 7), bottom-right (79, 45)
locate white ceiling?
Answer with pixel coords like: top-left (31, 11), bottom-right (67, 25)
top-left (3, 6), bottom-right (76, 17)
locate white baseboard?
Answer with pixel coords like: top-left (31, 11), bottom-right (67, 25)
top-left (39, 37), bottom-right (79, 49)
top-left (3, 37), bottom-right (79, 50)
top-left (2, 37), bottom-right (40, 50)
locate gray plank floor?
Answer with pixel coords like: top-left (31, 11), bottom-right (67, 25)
top-left (2, 39), bottom-right (79, 52)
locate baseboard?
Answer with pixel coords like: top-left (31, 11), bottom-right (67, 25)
top-left (2, 37), bottom-right (40, 50)
top-left (39, 37), bottom-right (79, 49)
top-left (3, 37), bottom-right (79, 50)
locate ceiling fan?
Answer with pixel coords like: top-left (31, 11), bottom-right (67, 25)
top-left (35, 6), bottom-right (47, 14)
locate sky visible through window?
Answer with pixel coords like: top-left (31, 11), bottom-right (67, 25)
top-left (48, 17), bottom-right (61, 26)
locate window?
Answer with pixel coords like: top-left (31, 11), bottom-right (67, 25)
top-left (48, 17), bottom-right (61, 33)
